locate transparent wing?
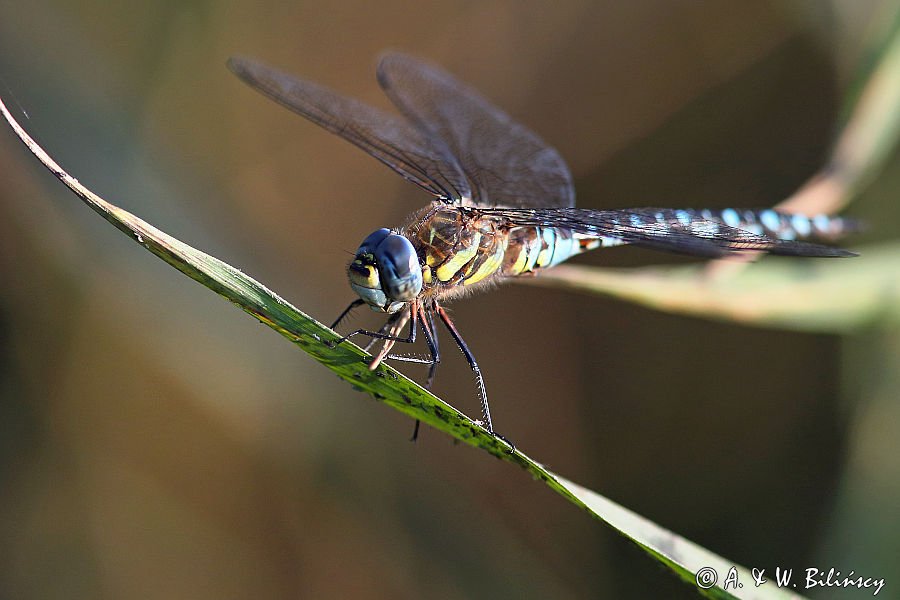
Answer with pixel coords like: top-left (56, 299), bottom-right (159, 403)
top-left (478, 207), bottom-right (856, 258)
top-left (228, 56), bottom-right (471, 202)
top-left (377, 52), bottom-right (575, 209)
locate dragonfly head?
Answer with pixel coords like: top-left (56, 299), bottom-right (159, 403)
top-left (348, 228), bottom-right (423, 314)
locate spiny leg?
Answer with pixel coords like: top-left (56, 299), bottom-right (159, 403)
top-left (328, 302), bottom-right (420, 374)
top-left (363, 315), bottom-right (398, 353)
top-left (383, 304), bottom-right (439, 372)
top-left (327, 304), bottom-right (415, 353)
top-left (422, 303), bottom-right (440, 389)
top-left (366, 306), bottom-right (439, 441)
top-left (330, 298), bottom-right (401, 355)
top-left (369, 306), bottom-right (415, 370)
top-left (360, 305), bottom-right (439, 441)
top-left (330, 301), bottom-right (461, 445)
top-left (331, 304), bottom-right (419, 421)
top-left (407, 302), bottom-right (440, 441)
top-left (435, 304), bottom-right (501, 443)
top-left (330, 299), bottom-right (365, 330)
top-left (330, 298), bottom-right (407, 354)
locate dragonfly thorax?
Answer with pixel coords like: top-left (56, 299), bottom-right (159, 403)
top-left (348, 228), bottom-right (423, 313)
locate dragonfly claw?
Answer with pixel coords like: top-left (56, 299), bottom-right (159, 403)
top-left (494, 432), bottom-right (516, 454)
top-left (473, 420), bottom-right (515, 453)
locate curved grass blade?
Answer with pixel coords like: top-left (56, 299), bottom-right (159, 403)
top-left (4, 94), bottom-right (798, 599)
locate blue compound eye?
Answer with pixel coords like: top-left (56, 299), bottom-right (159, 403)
top-left (357, 228), bottom-right (391, 255)
top-left (374, 234), bottom-right (422, 301)
top-left (348, 229), bottom-right (422, 311)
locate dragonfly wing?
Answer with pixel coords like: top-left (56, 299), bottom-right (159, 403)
top-left (480, 207), bottom-right (856, 258)
top-left (377, 52), bottom-right (575, 209)
top-left (228, 56), bottom-right (471, 202)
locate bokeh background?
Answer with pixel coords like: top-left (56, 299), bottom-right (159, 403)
top-left (1, 1), bottom-right (897, 598)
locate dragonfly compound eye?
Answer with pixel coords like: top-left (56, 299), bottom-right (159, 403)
top-left (348, 229), bottom-right (421, 311)
top-left (374, 234), bottom-right (423, 302)
top-left (348, 228), bottom-right (391, 310)
top-left (357, 228), bottom-right (391, 254)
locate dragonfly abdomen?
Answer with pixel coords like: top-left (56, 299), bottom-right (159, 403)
top-left (502, 226), bottom-right (624, 277)
top-left (696, 208), bottom-right (856, 242)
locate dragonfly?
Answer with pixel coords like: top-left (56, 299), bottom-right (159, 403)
top-left (227, 53), bottom-right (856, 441)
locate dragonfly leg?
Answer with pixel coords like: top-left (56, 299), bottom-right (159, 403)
top-left (363, 315), bottom-right (397, 352)
top-left (383, 304), bottom-right (440, 368)
top-left (330, 298), bottom-right (365, 330)
top-left (328, 298), bottom-right (407, 352)
top-left (405, 302), bottom-right (440, 441)
top-left (331, 304), bottom-right (429, 440)
top-left (435, 303), bottom-right (512, 452)
top-left (369, 307), bottom-right (415, 370)
top-left (327, 304), bottom-right (415, 350)
top-left (329, 303), bottom-right (424, 378)
top-left (421, 303), bottom-right (440, 388)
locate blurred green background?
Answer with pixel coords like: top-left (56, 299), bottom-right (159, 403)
top-left (1, 1), bottom-right (897, 598)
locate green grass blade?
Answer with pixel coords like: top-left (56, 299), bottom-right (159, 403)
top-left (4, 95), bottom-right (805, 599)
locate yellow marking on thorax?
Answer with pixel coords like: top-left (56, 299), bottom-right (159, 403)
top-left (436, 232), bottom-right (481, 281)
top-left (464, 243), bottom-right (505, 285)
